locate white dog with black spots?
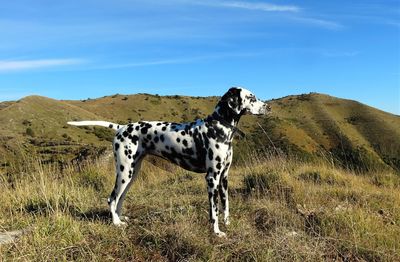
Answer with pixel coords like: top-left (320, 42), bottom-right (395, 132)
top-left (68, 87), bottom-right (270, 237)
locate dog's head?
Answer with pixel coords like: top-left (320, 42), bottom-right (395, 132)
top-left (220, 87), bottom-right (271, 116)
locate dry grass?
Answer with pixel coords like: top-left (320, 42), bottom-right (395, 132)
top-left (0, 153), bottom-right (399, 261)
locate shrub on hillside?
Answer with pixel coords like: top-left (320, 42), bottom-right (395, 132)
top-left (26, 127), bottom-right (35, 137)
top-left (243, 170), bottom-right (295, 207)
top-left (93, 127), bottom-right (114, 142)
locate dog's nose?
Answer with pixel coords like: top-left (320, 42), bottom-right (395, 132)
top-left (264, 103), bottom-right (271, 112)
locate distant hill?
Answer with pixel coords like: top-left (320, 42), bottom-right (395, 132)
top-left (0, 92), bottom-right (399, 172)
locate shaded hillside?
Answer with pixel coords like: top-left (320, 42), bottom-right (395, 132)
top-left (256, 93), bottom-right (400, 171)
top-left (0, 92), bottom-right (399, 172)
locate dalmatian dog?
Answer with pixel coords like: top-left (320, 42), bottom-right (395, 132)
top-left (68, 87), bottom-right (270, 237)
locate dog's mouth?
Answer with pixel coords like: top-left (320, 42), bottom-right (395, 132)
top-left (255, 104), bottom-right (271, 115)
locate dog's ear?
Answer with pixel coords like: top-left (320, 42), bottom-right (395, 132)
top-left (222, 88), bottom-right (242, 114)
top-left (226, 96), bottom-right (241, 114)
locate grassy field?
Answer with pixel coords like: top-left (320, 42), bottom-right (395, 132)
top-left (1, 151), bottom-right (399, 261)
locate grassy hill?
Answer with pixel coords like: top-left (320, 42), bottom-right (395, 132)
top-left (0, 92), bottom-right (399, 172)
top-left (255, 93), bottom-right (400, 171)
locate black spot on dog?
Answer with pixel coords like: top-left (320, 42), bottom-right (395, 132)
top-left (207, 128), bottom-right (216, 139)
top-left (114, 143), bottom-right (120, 150)
top-left (154, 136), bottom-right (159, 143)
top-left (183, 147), bottom-right (194, 155)
top-left (109, 124), bottom-right (113, 129)
top-left (181, 131), bottom-right (186, 136)
top-left (122, 179), bottom-right (125, 184)
top-left (160, 134), bottom-right (165, 142)
top-left (131, 135), bottom-right (139, 145)
top-left (208, 191), bottom-right (213, 199)
top-left (208, 148), bottom-right (214, 160)
top-left (162, 126), bottom-right (167, 131)
top-left (135, 126), bottom-right (140, 131)
top-left (202, 132), bottom-right (210, 148)
top-left (182, 139), bottom-right (188, 147)
top-left (111, 190), bottom-right (116, 199)
top-left (176, 138), bottom-right (181, 143)
top-left (222, 177), bottom-right (228, 190)
top-left (120, 165), bottom-right (124, 172)
top-left (208, 178), bottom-right (214, 188)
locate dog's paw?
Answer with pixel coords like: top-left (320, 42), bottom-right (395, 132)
top-left (113, 221), bottom-right (127, 227)
top-left (215, 231), bottom-right (227, 238)
top-left (224, 217), bottom-right (230, 226)
top-left (120, 216), bottom-right (129, 222)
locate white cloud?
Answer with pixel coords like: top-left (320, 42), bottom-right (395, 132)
top-left (84, 52), bottom-right (260, 70)
top-left (186, 1), bottom-right (341, 29)
top-left (289, 16), bottom-right (343, 30)
top-left (322, 51), bottom-right (360, 57)
top-left (195, 1), bottom-right (300, 12)
top-left (216, 1), bottom-right (300, 12)
top-left (0, 58), bottom-right (85, 72)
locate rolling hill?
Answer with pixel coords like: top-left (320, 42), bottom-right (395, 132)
top-left (0, 92), bottom-right (399, 172)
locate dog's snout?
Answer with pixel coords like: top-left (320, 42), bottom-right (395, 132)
top-left (262, 102), bottom-right (271, 112)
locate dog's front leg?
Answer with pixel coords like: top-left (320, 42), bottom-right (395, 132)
top-left (206, 169), bottom-right (226, 237)
top-left (219, 165), bottom-right (231, 226)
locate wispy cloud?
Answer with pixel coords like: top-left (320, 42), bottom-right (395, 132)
top-left (186, 1), bottom-right (340, 29)
top-left (84, 52), bottom-right (260, 70)
top-left (289, 16), bottom-right (343, 30)
top-left (0, 58), bottom-right (85, 72)
top-left (210, 1), bottom-right (300, 12)
top-left (321, 50), bottom-right (360, 57)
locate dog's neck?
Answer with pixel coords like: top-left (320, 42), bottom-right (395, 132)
top-left (207, 104), bottom-right (245, 138)
top-left (212, 102), bottom-right (243, 126)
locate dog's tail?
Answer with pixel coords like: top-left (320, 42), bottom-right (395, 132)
top-left (67, 121), bottom-right (120, 131)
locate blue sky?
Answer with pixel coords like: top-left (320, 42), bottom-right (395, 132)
top-left (0, 0), bottom-right (399, 114)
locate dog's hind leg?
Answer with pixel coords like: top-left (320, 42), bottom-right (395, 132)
top-left (108, 141), bottom-right (140, 226)
top-left (116, 157), bottom-right (143, 221)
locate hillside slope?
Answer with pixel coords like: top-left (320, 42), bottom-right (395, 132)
top-left (260, 93), bottom-right (400, 171)
top-left (0, 96), bottom-right (109, 166)
top-left (0, 92), bottom-right (399, 171)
